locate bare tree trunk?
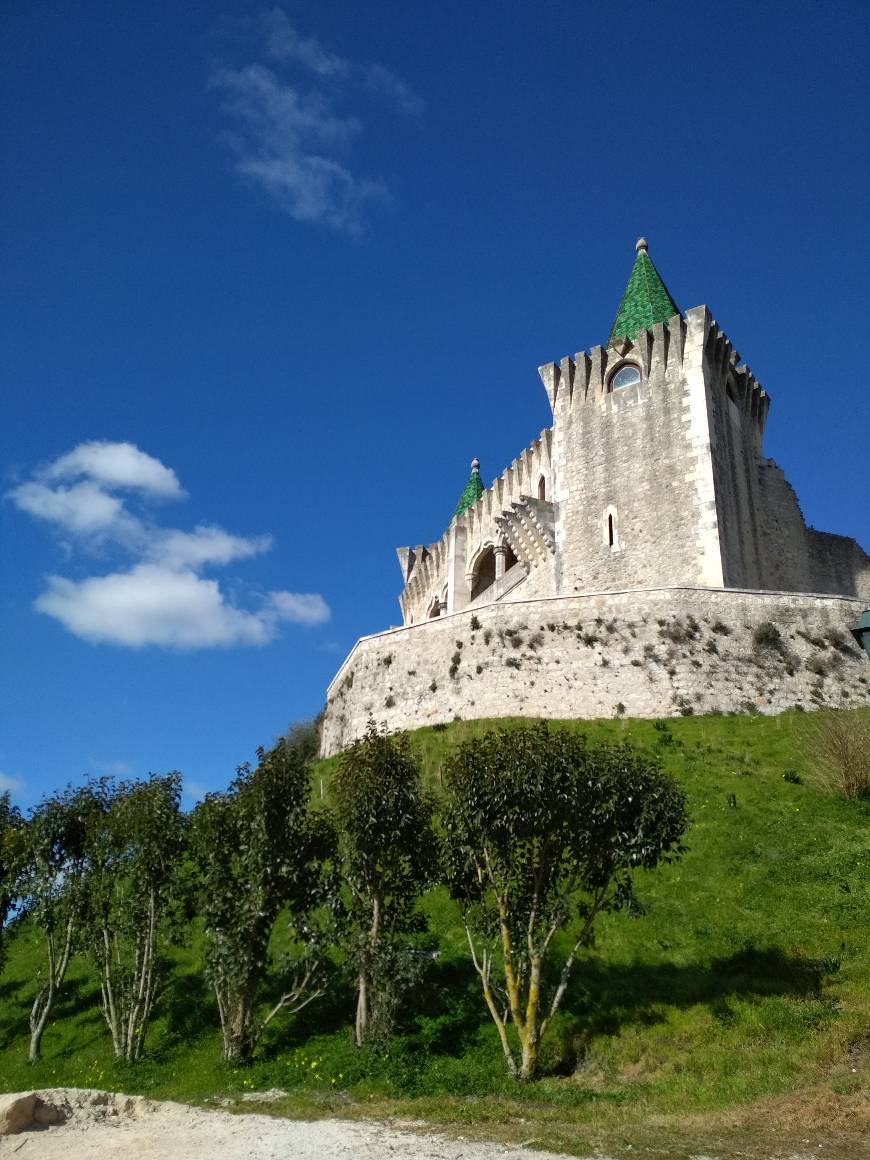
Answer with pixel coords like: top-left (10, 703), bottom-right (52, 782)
top-left (29, 918), bottom-right (76, 1063)
top-left (355, 895), bottom-right (381, 1047)
top-left (99, 926), bottom-right (124, 1058)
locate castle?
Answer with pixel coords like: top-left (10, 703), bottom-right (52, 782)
top-left (320, 240), bottom-right (869, 756)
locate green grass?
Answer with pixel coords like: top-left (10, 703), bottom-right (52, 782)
top-left (1, 709), bottom-right (869, 1159)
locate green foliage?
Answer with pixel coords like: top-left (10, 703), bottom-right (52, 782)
top-left (190, 741), bottom-right (335, 1063)
top-left (442, 723), bottom-right (688, 1079)
top-left (332, 720), bottom-right (437, 1045)
top-left (0, 710), bottom-right (868, 1157)
top-left (0, 793), bottom-right (23, 973)
top-left (82, 773), bottom-right (184, 1061)
top-left (282, 713), bottom-right (324, 764)
top-left (19, 781), bottom-right (105, 1060)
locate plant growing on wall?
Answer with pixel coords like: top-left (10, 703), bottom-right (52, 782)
top-left (442, 722), bottom-right (688, 1080)
top-left (191, 741), bottom-right (335, 1063)
top-left (332, 720), bottom-right (436, 1046)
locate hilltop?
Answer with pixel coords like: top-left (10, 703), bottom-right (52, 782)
top-left (0, 709), bottom-right (868, 1160)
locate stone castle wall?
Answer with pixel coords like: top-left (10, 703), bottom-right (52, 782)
top-left (541, 307), bottom-right (725, 593)
top-left (320, 587), bottom-right (869, 756)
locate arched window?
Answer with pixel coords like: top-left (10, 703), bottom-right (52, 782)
top-left (428, 598), bottom-right (441, 619)
top-left (608, 363), bottom-right (641, 392)
top-left (537, 475), bottom-right (546, 501)
top-left (470, 547), bottom-right (496, 601)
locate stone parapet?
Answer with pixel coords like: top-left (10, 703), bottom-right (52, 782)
top-left (320, 588), bottom-right (869, 756)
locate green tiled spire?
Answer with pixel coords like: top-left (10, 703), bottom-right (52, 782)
top-left (453, 458), bottom-right (484, 519)
top-left (608, 238), bottom-right (681, 346)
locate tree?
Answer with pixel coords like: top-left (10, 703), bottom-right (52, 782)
top-left (83, 773), bottom-right (184, 1061)
top-left (190, 740), bottom-right (334, 1064)
top-left (332, 720), bottom-right (437, 1046)
top-left (0, 793), bottom-right (23, 975)
top-left (442, 723), bottom-right (689, 1081)
top-left (283, 711), bottom-right (324, 765)
top-left (20, 782), bottom-right (106, 1062)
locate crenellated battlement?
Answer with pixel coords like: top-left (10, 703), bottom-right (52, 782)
top-left (538, 312), bottom-right (689, 411)
top-left (324, 237), bottom-right (870, 755)
top-left (398, 428), bottom-right (555, 623)
top-left (701, 310), bottom-right (770, 435)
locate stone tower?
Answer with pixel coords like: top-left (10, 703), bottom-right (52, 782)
top-left (320, 239), bottom-right (869, 755)
top-left (396, 238), bottom-right (868, 624)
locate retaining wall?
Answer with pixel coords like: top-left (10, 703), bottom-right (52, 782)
top-left (320, 587), bottom-right (869, 756)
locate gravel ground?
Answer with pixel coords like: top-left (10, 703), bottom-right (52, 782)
top-left (0, 1089), bottom-right (588, 1159)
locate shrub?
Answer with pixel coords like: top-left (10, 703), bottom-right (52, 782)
top-left (385, 695), bottom-right (396, 708)
top-left (470, 615), bottom-right (481, 631)
top-left (752, 622), bottom-right (784, 654)
top-left (802, 711), bottom-right (870, 800)
top-left (711, 620), bottom-right (732, 635)
top-left (333, 721), bottom-right (437, 1045)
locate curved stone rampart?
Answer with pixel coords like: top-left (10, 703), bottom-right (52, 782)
top-left (320, 587), bottom-right (869, 756)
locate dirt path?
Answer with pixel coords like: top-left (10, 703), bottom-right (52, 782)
top-left (0, 1089), bottom-right (584, 1159)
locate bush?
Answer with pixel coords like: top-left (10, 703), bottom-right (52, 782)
top-left (753, 621), bottom-right (785, 654)
top-left (803, 711), bottom-right (870, 800)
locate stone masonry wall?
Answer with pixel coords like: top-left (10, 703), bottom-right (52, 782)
top-left (541, 308), bottom-right (726, 595)
top-left (320, 587), bottom-right (869, 756)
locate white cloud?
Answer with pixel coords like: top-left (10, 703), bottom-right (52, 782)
top-left (37, 565), bottom-right (267, 648)
top-left (261, 8), bottom-right (348, 78)
top-left (362, 63), bottom-right (424, 116)
top-left (213, 64), bottom-right (387, 236)
top-left (11, 441), bottom-right (330, 650)
top-left (153, 525), bottom-right (272, 568)
top-left (212, 11), bottom-right (420, 234)
top-left (47, 441), bottom-right (184, 498)
top-left (265, 590), bottom-right (330, 627)
top-left (0, 772), bottom-right (24, 795)
top-left (10, 479), bottom-right (128, 534)
top-left (183, 778), bottom-right (209, 805)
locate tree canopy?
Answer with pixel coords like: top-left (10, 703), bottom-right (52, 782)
top-left (442, 722), bottom-right (689, 1079)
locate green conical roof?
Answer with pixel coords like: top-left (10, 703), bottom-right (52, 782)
top-left (453, 458), bottom-right (484, 519)
top-left (608, 238), bottom-right (681, 346)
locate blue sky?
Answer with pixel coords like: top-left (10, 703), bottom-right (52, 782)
top-left (2, 0), bottom-right (868, 808)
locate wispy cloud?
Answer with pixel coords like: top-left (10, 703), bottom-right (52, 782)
top-left (0, 772), bottom-right (24, 796)
top-left (9, 441), bottom-right (329, 649)
top-left (212, 9), bottom-right (422, 236)
top-left (261, 8), bottom-right (348, 78)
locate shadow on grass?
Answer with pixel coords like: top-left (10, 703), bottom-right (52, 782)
top-left (256, 942), bottom-right (831, 1075)
top-left (160, 967), bottom-right (219, 1048)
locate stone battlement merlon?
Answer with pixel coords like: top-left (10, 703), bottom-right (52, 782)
top-left (539, 305), bottom-right (769, 437)
top-left (538, 311), bottom-right (689, 412)
top-left (397, 428), bottom-right (553, 617)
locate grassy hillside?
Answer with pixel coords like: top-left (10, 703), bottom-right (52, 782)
top-left (1, 709), bottom-right (868, 1159)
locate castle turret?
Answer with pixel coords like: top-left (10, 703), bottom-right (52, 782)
top-left (608, 237), bottom-right (681, 345)
top-left (453, 457), bottom-right (484, 519)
